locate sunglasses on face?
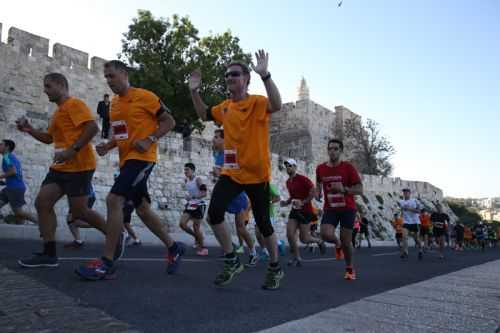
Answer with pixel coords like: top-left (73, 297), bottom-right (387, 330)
top-left (224, 71), bottom-right (243, 78)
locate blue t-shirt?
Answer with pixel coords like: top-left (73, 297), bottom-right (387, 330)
top-left (2, 153), bottom-right (25, 190)
top-left (213, 150), bottom-right (224, 168)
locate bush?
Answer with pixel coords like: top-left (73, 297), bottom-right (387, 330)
top-left (375, 194), bottom-right (384, 205)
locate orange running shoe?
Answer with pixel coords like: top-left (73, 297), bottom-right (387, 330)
top-left (335, 247), bottom-right (344, 260)
top-left (344, 267), bottom-right (356, 280)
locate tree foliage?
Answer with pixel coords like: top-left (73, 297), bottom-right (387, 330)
top-left (446, 200), bottom-right (482, 227)
top-left (120, 10), bottom-right (251, 134)
top-left (343, 118), bottom-right (395, 176)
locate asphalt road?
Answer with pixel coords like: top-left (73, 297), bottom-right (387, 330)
top-left (1, 239), bottom-right (499, 333)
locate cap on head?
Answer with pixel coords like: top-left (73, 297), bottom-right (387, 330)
top-left (284, 158), bottom-right (297, 167)
top-left (402, 188), bottom-right (411, 193)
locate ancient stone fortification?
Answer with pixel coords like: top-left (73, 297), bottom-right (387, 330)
top-left (0, 25), bottom-right (455, 241)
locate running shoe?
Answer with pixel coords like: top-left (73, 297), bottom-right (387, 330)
top-left (166, 242), bottom-right (185, 274)
top-left (245, 255), bottom-right (258, 268)
top-left (196, 247), bottom-right (209, 256)
top-left (344, 267), bottom-right (356, 281)
top-left (261, 265), bottom-right (284, 290)
top-left (259, 251), bottom-right (270, 262)
top-left (18, 253), bottom-right (59, 268)
top-left (75, 258), bottom-right (116, 281)
top-left (235, 244), bottom-right (244, 255)
top-left (64, 240), bottom-right (84, 249)
top-left (335, 247), bottom-right (344, 260)
top-left (287, 258), bottom-right (302, 267)
top-left (214, 256), bottom-right (244, 286)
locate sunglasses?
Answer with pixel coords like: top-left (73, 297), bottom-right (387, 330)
top-left (224, 71), bottom-right (243, 78)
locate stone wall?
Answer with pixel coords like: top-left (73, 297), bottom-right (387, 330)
top-left (0, 24), bottom-right (456, 242)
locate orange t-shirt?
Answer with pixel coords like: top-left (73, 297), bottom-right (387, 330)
top-left (393, 217), bottom-right (404, 233)
top-left (110, 88), bottom-right (161, 167)
top-left (210, 95), bottom-right (270, 184)
top-left (464, 227), bottom-right (472, 240)
top-left (48, 97), bottom-right (96, 172)
top-left (420, 213), bottom-right (431, 228)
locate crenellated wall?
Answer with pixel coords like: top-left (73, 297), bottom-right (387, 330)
top-left (0, 23), bottom-right (455, 242)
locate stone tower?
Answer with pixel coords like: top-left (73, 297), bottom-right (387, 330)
top-left (297, 77), bottom-right (310, 100)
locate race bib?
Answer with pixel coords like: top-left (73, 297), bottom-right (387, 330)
top-left (187, 199), bottom-right (203, 210)
top-left (224, 149), bottom-right (239, 169)
top-left (292, 199), bottom-right (303, 210)
top-left (326, 181), bottom-right (346, 208)
top-left (327, 193), bottom-right (346, 208)
top-left (111, 120), bottom-right (128, 140)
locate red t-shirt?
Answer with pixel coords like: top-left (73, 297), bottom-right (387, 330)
top-left (316, 161), bottom-right (361, 211)
top-left (286, 173), bottom-right (314, 214)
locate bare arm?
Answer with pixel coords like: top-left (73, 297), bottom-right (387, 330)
top-left (29, 129), bottom-right (53, 144)
top-left (16, 117), bottom-right (53, 144)
top-left (316, 181), bottom-right (323, 200)
top-left (263, 76), bottom-right (282, 113)
top-left (196, 177), bottom-right (207, 199)
top-left (54, 120), bottom-right (99, 163)
top-left (72, 120), bottom-right (99, 150)
top-left (188, 70), bottom-right (209, 121)
top-left (152, 110), bottom-right (175, 139)
top-left (190, 90), bottom-right (209, 121)
top-left (345, 183), bottom-right (363, 196)
top-left (250, 50), bottom-right (282, 113)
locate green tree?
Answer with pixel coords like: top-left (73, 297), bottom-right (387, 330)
top-left (446, 200), bottom-right (482, 227)
top-left (120, 10), bottom-right (251, 134)
top-left (343, 118), bottom-right (396, 176)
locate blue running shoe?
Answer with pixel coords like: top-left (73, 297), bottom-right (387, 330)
top-left (166, 242), bottom-right (185, 275)
top-left (75, 258), bottom-right (116, 281)
top-left (259, 251), bottom-right (270, 262)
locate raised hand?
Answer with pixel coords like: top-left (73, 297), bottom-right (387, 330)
top-left (250, 49), bottom-right (269, 77)
top-left (189, 69), bottom-right (202, 91)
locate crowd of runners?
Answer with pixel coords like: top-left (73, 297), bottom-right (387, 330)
top-left (1, 50), bottom-right (498, 290)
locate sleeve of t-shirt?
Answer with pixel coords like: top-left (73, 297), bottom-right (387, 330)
top-left (304, 176), bottom-right (314, 191)
top-left (141, 90), bottom-right (162, 116)
top-left (68, 99), bottom-right (95, 127)
top-left (210, 102), bottom-right (225, 125)
top-left (257, 95), bottom-right (270, 119)
top-left (347, 163), bottom-right (362, 186)
top-left (3, 155), bottom-right (13, 168)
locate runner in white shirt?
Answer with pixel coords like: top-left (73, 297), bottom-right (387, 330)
top-left (179, 163), bottom-right (208, 256)
top-left (398, 188), bottom-right (424, 260)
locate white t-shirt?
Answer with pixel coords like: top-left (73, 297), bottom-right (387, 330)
top-left (399, 199), bottom-right (421, 225)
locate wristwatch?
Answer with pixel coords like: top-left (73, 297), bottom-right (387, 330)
top-left (148, 135), bottom-right (158, 143)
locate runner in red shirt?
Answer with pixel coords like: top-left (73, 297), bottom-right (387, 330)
top-left (281, 158), bottom-right (326, 267)
top-left (316, 139), bottom-right (363, 281)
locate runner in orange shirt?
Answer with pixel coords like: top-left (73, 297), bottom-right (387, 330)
top-left (392, 213), bottom-right (404, 248)
top-left (76, 60), bottom-right (183, 280)
top-left (16, 73), bottom-right (108, 268)
top-left (189, 50), bottom-right (284, 290)
top-left (419, 209), bottom-right (432, 251)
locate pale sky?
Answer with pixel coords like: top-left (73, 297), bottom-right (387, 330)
top-left (2, 0), bottom-right (499, 198)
